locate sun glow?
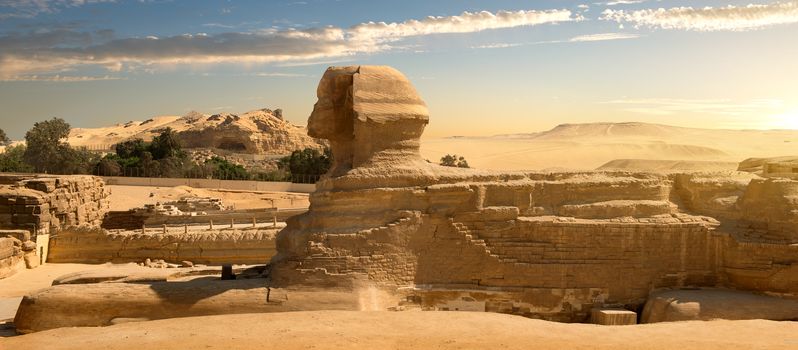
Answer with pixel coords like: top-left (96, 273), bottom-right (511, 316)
top-left (766, 109), bottom-right (798, 130)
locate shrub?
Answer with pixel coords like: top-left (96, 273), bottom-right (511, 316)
top-left (440, 154), bottom-right (470, 168)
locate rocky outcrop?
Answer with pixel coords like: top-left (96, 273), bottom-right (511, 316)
top-left (739, 156), bottom-right (798, 178)
top-left (641, 289), bottom-right (798, 323)
top-left (68, 108), bottom-right (325, 155)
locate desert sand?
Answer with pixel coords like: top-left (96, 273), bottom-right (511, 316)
top-left (421, 122), bottom-right (798, 170)
top-left (4, 311), bottom-right (798, 350)
top-left (105, 185), bottom-right (309, 211)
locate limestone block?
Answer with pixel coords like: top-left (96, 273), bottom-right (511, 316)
top-left (590, 308), bottom-right (637, 325)
top-left (641, 289), bottom-right (798, 323)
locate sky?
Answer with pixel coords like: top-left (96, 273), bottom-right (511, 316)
top-left (0, 0), bottom-right (797, 140)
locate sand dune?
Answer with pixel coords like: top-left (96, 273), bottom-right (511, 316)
top-left (422, 122), bottom-right (798, 171)
top-left (597, 159), bottom-right (739, 172)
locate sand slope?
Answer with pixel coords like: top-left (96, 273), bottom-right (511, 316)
top-left (3, 311), bottom-right (797, 350)
top-left (421, 122), bottom-right (798, 170)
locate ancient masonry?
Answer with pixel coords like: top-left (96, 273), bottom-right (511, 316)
top-left (48, 227), bottom-right (279, 265)
top-left (0, 174), bottom-right (110, 277)
top-left (0, 174), bottom-right (110, 234)
top-left (267, 65), bottom-right (798, 322)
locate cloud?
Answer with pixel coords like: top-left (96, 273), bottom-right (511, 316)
top-left (601, 0), bottom-right (645, 5)
top-left (469, 43), bottom-right (524, 49)
top-left (601, 1), bottom-right (798, 31)
top-left (252, 72), bottom-right (308, 77)
top-left (348, 9), bottom-right (574, 45)
top-left (605, 98), bottom-right (784, 116)
top-left (568, 33), bottom-right (641, 42)
top-left (0, 0), bottom-right (116, 19)
top-left (1, 74), bottom-right (123, 82)
top-left (0, 8), bottom-right (577, 79)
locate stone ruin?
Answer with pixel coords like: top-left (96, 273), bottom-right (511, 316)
top-left (266, 66), bottom-right (798, 321)
top-left (11, 66), bottom-right (798, 332)
top-left (739, 156), bottom-right (798, 179)
top-left (0, 174), bottom-right (110, 234)
top-left (0, 174), bottom-right (110, 278)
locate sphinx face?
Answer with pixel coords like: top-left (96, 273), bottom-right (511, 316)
top-left (307, 67), bottom-right (357, 141)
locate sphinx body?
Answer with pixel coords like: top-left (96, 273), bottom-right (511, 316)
top-left (268, 66), bottom-right (798, 321)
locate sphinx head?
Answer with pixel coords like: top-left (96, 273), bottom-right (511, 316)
top-left (308, 66), bottom-right (429, 176)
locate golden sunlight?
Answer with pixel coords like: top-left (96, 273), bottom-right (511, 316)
top-left (768, 109), bottom-right (798, 129)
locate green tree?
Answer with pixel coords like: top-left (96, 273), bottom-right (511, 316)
top-left (23, 118), bottom-right (72, 173)
top-left (59, 147), bottom-right (100, 175)
top-left (95, 157), bottom-right (122, 176)
top-left (278, 147), bottom-right (332, 178)
top-left (440, 154), bottom-right (470, 168)
top-left (205, 157), bottom-right (250, 180)
top-left (114, 138), bottom-right (148, 160)
top-left (149, 128), bottom-right (182, 159)
top-left (0, 128), bottom-right (9, 146)
top-left (0, 145), bottom-right (34, 172)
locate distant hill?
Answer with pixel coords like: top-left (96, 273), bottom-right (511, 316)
top-left (422, 122), bottom-right (798, 171)
top-left (67, 108), bottom-right (323, 155)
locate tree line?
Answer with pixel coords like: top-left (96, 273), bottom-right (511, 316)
top-left (0, 119), bottom-right (331, 183)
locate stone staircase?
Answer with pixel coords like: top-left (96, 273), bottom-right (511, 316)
top-left (451, 220), bottom-right (556, 265)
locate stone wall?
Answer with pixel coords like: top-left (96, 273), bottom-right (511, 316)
top-left (0, 174), bottom-right (110, 234)
top-left (0, 230), bottom-right (39, 278)
top-left (48, 227), bottom-right (278, 265)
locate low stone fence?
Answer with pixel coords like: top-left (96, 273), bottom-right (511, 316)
top-left (48, 228), bottom-right (279, 265)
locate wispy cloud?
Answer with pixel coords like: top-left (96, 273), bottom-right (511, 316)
top-left (601, 1), bottom-right (798, 31)
top-left (348, 9), bottom-right (575, 45)
top-left (1, 74), bottom-right (123, 82)
top-left (605, 98), bottom-right (784, 116)
top-left (569, 32), bottom-right (641, 42)
top-left (469, 31), bottom-right (639, 49)
top-left (469, 42), bottom-right (524, 49)
top-left (600, 0), bottom-right (646, 6)
top-left (0, 0), bottom-right (116, 19)
top-left (0, 8), bottom-right (578, 79)
top-left (252, 72), bottom-right (308, 77)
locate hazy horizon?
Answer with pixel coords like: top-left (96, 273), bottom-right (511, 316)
top-left (1, 0), bottom-right (797, 139)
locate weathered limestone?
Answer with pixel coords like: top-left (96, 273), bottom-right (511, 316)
top-left (0, 229), bottom-right (43, 278)
top-left (266, 65), bottom-right (798, 321)
top-left (48, 227), bottom-right (279, 265)
top-left (590, 308), bottom-right (637, 326)
top-left (641, 289), bottom-right (798, 323)
top-left (13, 279), bottom-right (372, 334)
top-left (0, 174), bottom-right (110, 234)
top-left (739, 156), bottom-right (798, 179)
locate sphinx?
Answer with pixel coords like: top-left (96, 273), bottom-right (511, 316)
top-left (267, 65), bottom-right (798, 321)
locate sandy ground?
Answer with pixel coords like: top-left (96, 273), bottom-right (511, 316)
top-left (106, 185), bottom-right (309, 211)
top-left (0, 263), bottom-right (109, 326)
top-left (0, 263), bottom-right (107, 299)
top-left (3, 311), bottom-right (797, 350)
